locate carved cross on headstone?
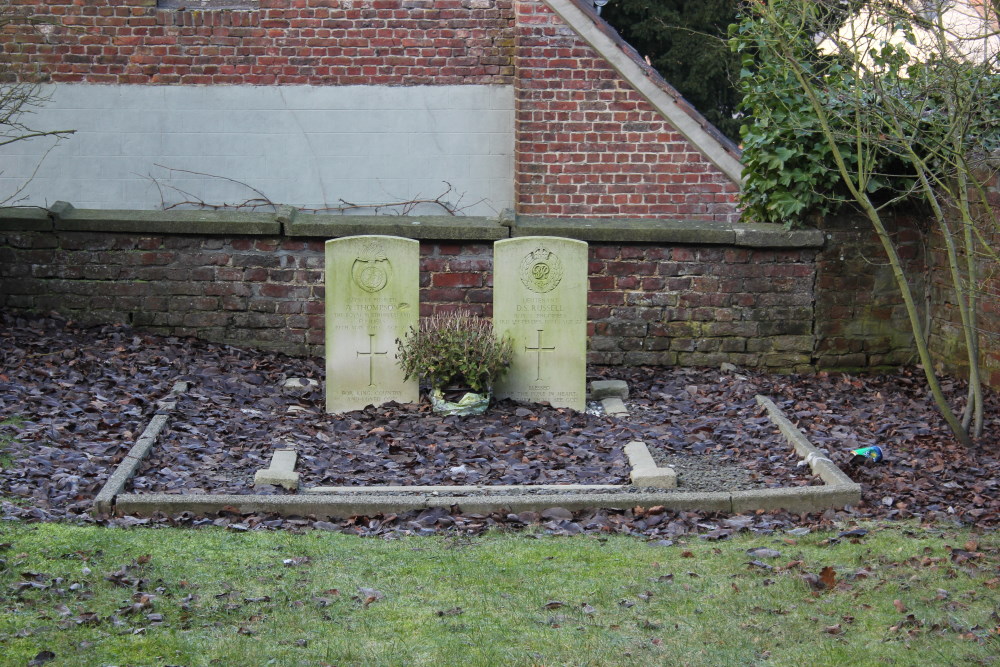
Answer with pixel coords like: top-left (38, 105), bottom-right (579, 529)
top-left (357, 333), bottom-right (388, 387)
top-left (524, 329), bottom-right (555, 381)
top-left (492, 236), bottom-right (587, 411)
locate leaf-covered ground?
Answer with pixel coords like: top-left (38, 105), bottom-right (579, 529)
top-left (1, 311), bottom-right (998, 537)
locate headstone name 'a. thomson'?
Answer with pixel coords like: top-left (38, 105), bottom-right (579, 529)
top-left (492, 236), bottom-right (588, 411)
top-left (325, 235), bottom-right (419, 413)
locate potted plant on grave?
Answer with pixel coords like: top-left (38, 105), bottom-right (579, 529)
top-left (395, 309), bottom-right (513, 416)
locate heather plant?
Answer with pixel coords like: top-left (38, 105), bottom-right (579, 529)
top-left (396, 310), bottom-right (513, 395)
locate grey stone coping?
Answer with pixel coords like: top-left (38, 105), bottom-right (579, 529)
top-left (286, 214), bottom-right (508, 240)
top-left (305, 484), bottom-right (625, 494)
top-left (514, 217), bottom-right (825, 248)
top-left (2, 202), bottom-right (825, 249)
top-left (755, 395), bottom-right (860, 488)
top-left (49, 201), bottom-right (281, 235)
top-left (0, 206), bottom-right (52, 231)
top-left (92, 381), bottom-right (189, 516)
top-left (112, 491), bottom-right (736, 518)
top-left (542, 0), bottom-right (744, 183)
top-left (112, 484), bottom-right (856, 517)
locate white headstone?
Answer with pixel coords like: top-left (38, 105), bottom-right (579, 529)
top-left (325, 235), bottom-right (419, 412)
top-left (492, 236), bottom-right (588, 411)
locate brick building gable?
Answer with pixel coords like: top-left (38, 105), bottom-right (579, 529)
top-left (2, 0), bottom-right (741, 221)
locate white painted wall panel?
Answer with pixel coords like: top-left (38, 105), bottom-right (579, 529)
top-left (2, 84), bottom-right (515, 216)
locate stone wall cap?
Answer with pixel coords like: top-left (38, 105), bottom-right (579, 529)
top-left (515, 217), bottom-right (824, 248)
top-left (734, 223), bottom-right (825, 248)
top-left (52, 207), bottom-right (281, 235)
top-left (287, 214), bottom-right (507, 240)
top-left (0, 206), bottom-right (53, 231)
top-left (514, 217), bottom-right (735, 244)
top-left (0, 204), bottom-right (824, 249)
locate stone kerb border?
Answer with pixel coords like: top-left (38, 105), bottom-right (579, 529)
top-left (97, 390), bottom-right (861, 519)
top-left (92, 381), bottom-right (190, 516)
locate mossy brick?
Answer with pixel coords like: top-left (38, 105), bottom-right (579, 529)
top-left (771, 335), bottom-right (814, 352)
top-left (589, 351), bottom-right (625, 365)
top-left (622, 350), bottom-right (676, 365)
top-left (762, 352), bottom-right (812, 367)
top-left (183, 312), bottom-right (229, 327)
top-left (589, 336), bottom-right (620, 352)
top-left (170, 295), bottom-right (219, 311)
top-left (651, 320), bottom-right (701, 337)
top-left (678, 352), bottom-right (731, 366)
top-left (696, 338), bottom-right (722, 352)
top-left (602, 321), bottom-right (648, 337)
top-left (746, 337), bottom-right (776, 353)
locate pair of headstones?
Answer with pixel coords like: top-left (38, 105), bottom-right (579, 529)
top-left (325, 236), bottom-right (587, 413)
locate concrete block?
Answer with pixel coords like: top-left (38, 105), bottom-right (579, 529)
top-left (624, 441), bottom-right (676, 489)
top-left (601, 397), bottom-right (629, 416)
top-left (282, 377), bottom-right (320, 393)
top-left (730, 485), bottom-right (861, 514)
top-left (590, 379), bottom-right (629, 400)
top-left (254, 449), bottom-right (299, 490)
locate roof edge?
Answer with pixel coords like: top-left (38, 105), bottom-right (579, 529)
top-left (541, 0), bottom-right (745, 185)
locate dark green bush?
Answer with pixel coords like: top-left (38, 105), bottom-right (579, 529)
top-left (396, 311), bottom-right (513, 395)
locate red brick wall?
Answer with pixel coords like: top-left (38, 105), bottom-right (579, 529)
top-left (4, 0), bottom-right (515, 85)
top-left (0, 230), bottom-right (815, 370)
top-left (513, 0), bottom-right (741, 221)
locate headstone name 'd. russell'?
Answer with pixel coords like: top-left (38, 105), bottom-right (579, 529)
top-left (492, 236), bottom-right (588, 411)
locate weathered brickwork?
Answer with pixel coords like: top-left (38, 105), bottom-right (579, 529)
top-left (812, 205), bottom-right (1000, 390)
top-left (4, 0), bottom-right (516, 86)
top-left (0, 232), bottom-right (503, 354)
top-left (4, 218), bottom-right (997, 384)
top-left (1, 230), bottom-right (814, 370)
top-left (586, 244), bottom-right (815, 369)
top-left (925, 174), bottom-right (1000, 390)
top-left (513, 0), bottom-right (741, 221)
top-left (813, 214), bottom-right (925, 371)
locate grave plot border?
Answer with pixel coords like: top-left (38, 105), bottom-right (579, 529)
top-left (94, 389), bottom-right (861, 519)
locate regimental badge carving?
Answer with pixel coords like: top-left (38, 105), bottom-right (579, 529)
top-left (351, 240), bottom-right (392, 293)
top-left (519, 247), bottom-right (564, 294)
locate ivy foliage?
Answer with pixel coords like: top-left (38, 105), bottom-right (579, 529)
top-left (396, 310), bottom-right (513, 394)
top-left (730, 1), bottom-right (860, 225)
top-left (731, 0), bottom-right (1000, 227)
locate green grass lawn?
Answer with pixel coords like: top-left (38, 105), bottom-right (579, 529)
top-left (1, 521), bottom-right (997, 666)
